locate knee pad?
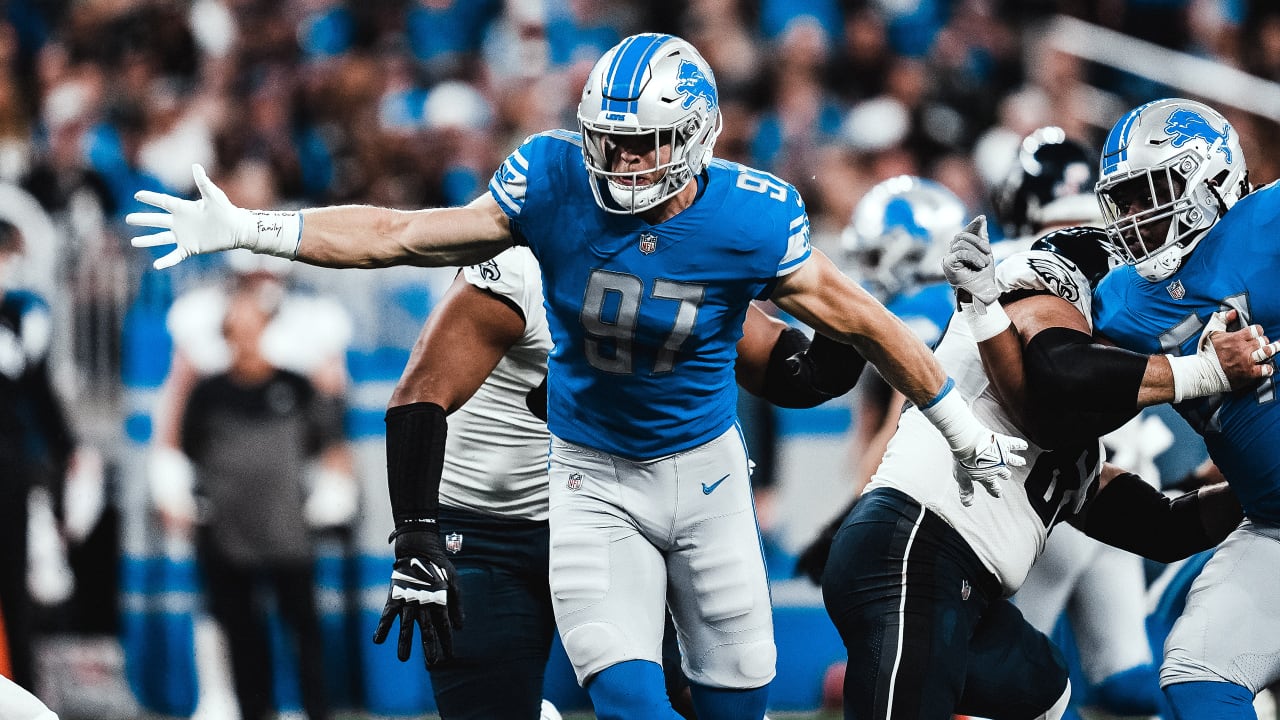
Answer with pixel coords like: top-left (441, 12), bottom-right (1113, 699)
top-left (562, 621), bottom-right (633, 685)
top-left (687, 638), bottom-right (776, 689)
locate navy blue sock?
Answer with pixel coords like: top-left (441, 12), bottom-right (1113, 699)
top-left (587, 660), bottom-right (684, 720)
top-left (1164, 680), bottom-right (1255, 720)
top-left (689, 681), bottom-right (770, 720)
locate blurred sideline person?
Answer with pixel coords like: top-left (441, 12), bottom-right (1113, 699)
top-left (178, 281), bottom-right (348, 720)
top-left (146, 251), bottom-right (356, 719)
top-left (794, 175), bottom-right (962, 585)
top-left (0, 219), bottom-right (90, 698)
top-left (821, 221), bottom-right (1272, 719)
top-left (128, 33), bottom-right (1027, 720)
top-left (392, 244), bottom-right (864, 718)
top-left (1087, 97), bottom-right (1280, 719)
top-left (993, 127), bottom-right (1166, 718)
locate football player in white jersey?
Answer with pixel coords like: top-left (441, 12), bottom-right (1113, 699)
top-left (820, 222), bottom-right (1272, 719)
top-left (127, 34), bottom-right (1028, 719)
top-left (380, 244), bottom-right (865, 719)
top-left (993, 127), bottom-right (1167, 717)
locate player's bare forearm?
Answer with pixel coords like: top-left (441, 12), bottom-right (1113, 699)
top-left (299, 195), bottom-right (513, 269)
top-left (773, 251), bottom-right (946, 405)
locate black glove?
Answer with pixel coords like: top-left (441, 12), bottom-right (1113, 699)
top-left (372, 529), bottom-right (463, 667)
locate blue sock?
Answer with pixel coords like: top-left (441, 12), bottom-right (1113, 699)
top-left (689, 681), bottom-right (770, 720)
top-left (1093, 664), bottom-right (1164, 715)
top-left (587, 660), bottom-right (684, 720)
top-left (1164, 680), bottom-right (1256, 720)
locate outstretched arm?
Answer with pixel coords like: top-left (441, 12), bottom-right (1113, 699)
top-left (129, 165), bottom-right (514, 270)
top-left (772, 249), bottom-right (1027, 506)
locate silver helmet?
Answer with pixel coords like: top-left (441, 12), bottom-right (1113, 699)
top-left (843, 175), bottom-right (967, 302)
top-left (1096, 98), bottom-right (1249, 282)
top-left (577, 34), bottom-right (723, 214)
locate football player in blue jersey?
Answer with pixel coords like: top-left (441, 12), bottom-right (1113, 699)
top-left (387, 244), bottom-right (866, 719)
top-left (1088, 97), bottom-right (1280, 720)
top-left (821, 218), bottom-right (1267, 720)
top-left (126, 33), bottom-right (1028, 720)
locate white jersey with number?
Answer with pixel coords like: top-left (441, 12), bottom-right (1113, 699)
top-left (440, 246), bottom-right (553, 521)
top-left (865, 249), bottom-right (1104, 595)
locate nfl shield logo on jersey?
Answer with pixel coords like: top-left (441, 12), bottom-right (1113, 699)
top-left (445, 532), bottom-right (463, 554)
top-left (567, 472), bottom-right (583, 491)
top-left (1167, 279), bottom-right (1186, 300)
top-left (639, 232), bottom-right (658, 254)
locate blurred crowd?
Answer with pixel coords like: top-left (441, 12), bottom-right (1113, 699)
top-left (5, 0), bottom-right (1280, 717)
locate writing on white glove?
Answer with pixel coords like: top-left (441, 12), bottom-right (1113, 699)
top-left (920, 379), bottom-right (1028, 506)
top-left (128, 164), bottom-right (301, 270)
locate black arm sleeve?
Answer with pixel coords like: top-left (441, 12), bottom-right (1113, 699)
top-left (761, 328), bottom-right (868, 409)
top-left (384, 401), bottom-right (448, 538)
top-left (1074, 472), bottom-right (1241, 563)
top-left (1023, 327), bottom-right (1148, 442)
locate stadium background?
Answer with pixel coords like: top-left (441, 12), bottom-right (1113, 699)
top-left (5, 0), bottom-right (1280, 717)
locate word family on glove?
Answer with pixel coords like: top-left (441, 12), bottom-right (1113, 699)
top-left (942, 215), bottom-right (1010, 342)
top-left (127, 164), bottom-right (301, 270)
top-left (372, 528), bottom-right (463, 668)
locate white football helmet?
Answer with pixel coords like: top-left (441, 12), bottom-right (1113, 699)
top-left (577, 33), bottom-right (723, 214)
top-left (843, 175), bottom-right (967, 302)
top-left (1095, 98), bottom-right (1250, 282)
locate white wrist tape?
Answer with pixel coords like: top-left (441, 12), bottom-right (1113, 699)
top-left (918, 378), bottom-right (984, 453)
top-left (960, 299), bottom-right (1011, 343)
top-left (239, 210), bottom-right (302, 258)
top-left (1167, 351), bottom-right (1230, 403)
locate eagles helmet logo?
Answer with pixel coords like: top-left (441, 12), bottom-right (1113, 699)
top-left (1027, 256), bottom-right (1082, 303)
top-left (1164, 109), bottom-right (1233, 163)
top-left (675, 60), bottom-right (717, 112)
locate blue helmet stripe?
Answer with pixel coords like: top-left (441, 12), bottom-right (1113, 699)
top-left (1101, 99), bottom-right (1164, 175)
top-left (601, 34), bottom-right (641, 113)
top-left (602, 33), bottom-right (671, 115)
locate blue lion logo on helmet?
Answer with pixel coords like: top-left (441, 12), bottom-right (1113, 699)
top-left (675, 60), bottom-right (717, 112)
top-left (1164, 108), bottom-right (1232, 163)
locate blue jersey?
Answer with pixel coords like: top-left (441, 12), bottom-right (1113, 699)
top-left (488, 131), bottom-right (811, 459)
top-left (885, 282), bottom-right (953, 348)
top-left (1093, 182), bottom-right (1280, 523)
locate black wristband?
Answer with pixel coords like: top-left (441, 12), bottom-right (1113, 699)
top-left (385, 401), bottom-right (448, 539)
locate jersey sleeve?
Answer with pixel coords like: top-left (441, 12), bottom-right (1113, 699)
top-left (487, 130), bottom-right (579, 222)
top-left (997, 250), bottom-right (1094, 329)
top-left (776, 185), bottom-right (812, 278)
top-left (461, 246), bottom-right (543, 327)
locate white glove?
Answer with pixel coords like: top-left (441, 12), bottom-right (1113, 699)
top-left (27, 486), bottom-right (74, 606)
top-left (943, 216), bottom-right (1011, 342)
top-left (128, 164), bottom-right (301, 270)
top-left (943, 216), bottom-right (1001, 308)
top-left (920, 379), bottom-right (1028, 506)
